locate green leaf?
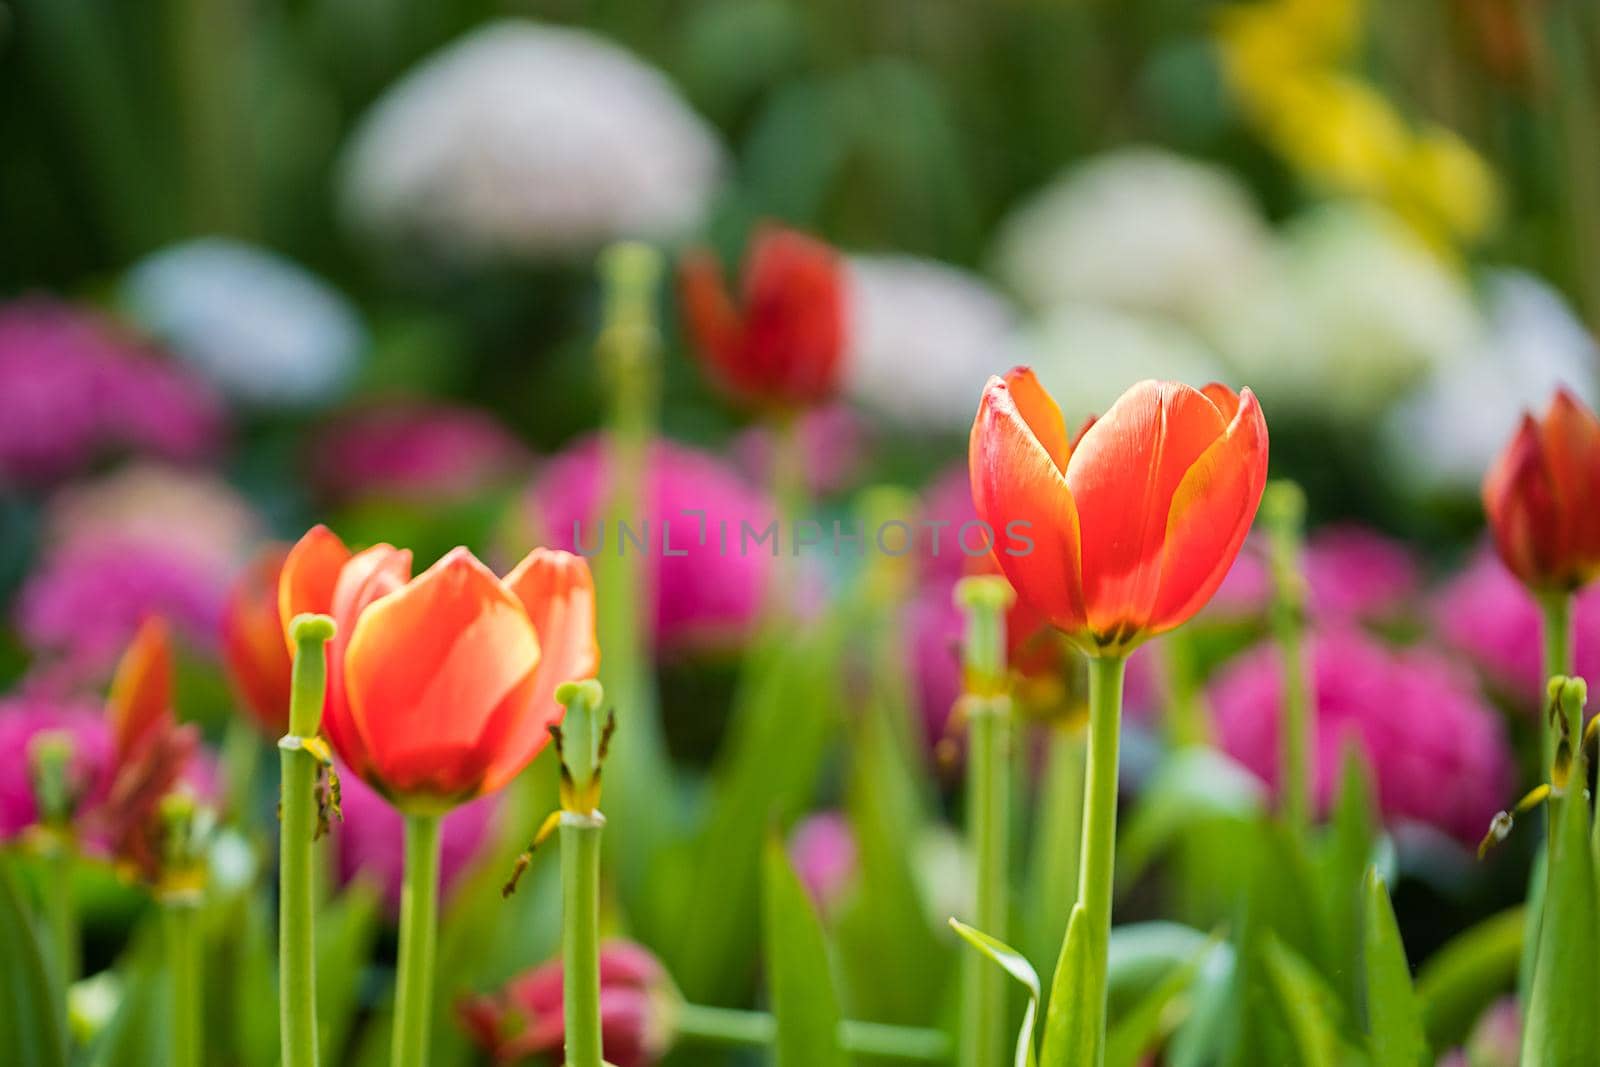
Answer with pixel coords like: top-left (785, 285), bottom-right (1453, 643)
top-left (1261, 935), bottom-right (1347, 1067)
top-left (1362, 868), bottom-right (1427, 1066)
top-left (762, 836), bottom-right (847, 1067)
top-left (1105, 921), bottom-right (1213, 1019)
top-left (1521, 790), bottom-right (1600, 1064)
top-left (1317, 746), bottom-right (1378, 1013)
top-left (1117, 748), bottom-right (1265, 886)
top-left (317, 882), bottom-right (382, 1063)
top-left (1414, 908), bottom-right (1522, 1052)
top-left (1038, 902), bottom-right (1099, 1067)
top-left (949, 919), bottom-right (1040, 1067)
top-left (1025, 730), bottom-right (1084, 982)
top-left (0, 853), bottom-right (68, 1067)
top-left (1105, 932), bottom-right (1220, 1067)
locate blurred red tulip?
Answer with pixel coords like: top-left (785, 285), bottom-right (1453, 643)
top-left (1483, 389), bottom-right (1600, 593)
top-left (457, 942), bottom-right (674, 1067)
top-left (278, 526), bottom-right (598, 810)
top-left (679, 224), bottom-right (847, 413)
top-left (969, 368), bottom-right (1269, 654)
top-left (221, 546), bottom-right (294, 735)
top-left (96, 618), bottom-right (201, 885)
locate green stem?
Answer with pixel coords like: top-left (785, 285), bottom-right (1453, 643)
top-left (1539, 591), bottom-right (1576, 772)
top-left (280, 616), bottom-right (333, 1067)
top-left (46, 846), bottom-right (78, 991)
top-left (962, 698), bottom-right (1009, 1067)
top-left (561, 812), bottom-right (605, 1067)
top-left (1027, 727), bottom-right (1084, 979)
top-left (1076, 653), bottom-right (1127, 1064)
top-left (674, 1003), bottom-right (951, 1062)
top-left (391, 815), bottom-right (441, 1067)
top-left (1265, 481), bottom-right (1312, 835)
top-left (165, 901), bottom-right (203, 1067)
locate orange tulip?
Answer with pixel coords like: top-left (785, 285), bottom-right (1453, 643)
top-left (278, 526), bottom-right (599, 810)
top-left (1483, 389), bottom-right (1600, 593)
top-left (969, 368), bottom-right (1269, 654)
top-left (678, 224), bottom-right (847, 413)
top-left (221, 546), bottom-right (294, 735)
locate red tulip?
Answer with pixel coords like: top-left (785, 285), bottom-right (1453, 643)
top-left (1483, 389), bottom-right (1600, 593)
top-left (96, 618), bottom-right (201, 884)
top-left (457, 942), bottom-right (674, 1067)
top-left (221, 546), bottom-right (294, 735)
top-left (679, 224), bottom-right (847, 413)
top-left (278, 526), bottom-right (598, 810)
top-left (969, 368), bottom-right (1269, 654)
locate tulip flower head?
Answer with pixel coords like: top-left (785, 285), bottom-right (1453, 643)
top-left (678, 224), bottom-right (847, 413)
top-left (1482, 389), bottom-right (1600, 593)
top-left (278, 526), bottom-right (598, 812)
top-left (969, 368), bottom-right (1269, 655)
top-left (221, 545), bottom-right (294, 735)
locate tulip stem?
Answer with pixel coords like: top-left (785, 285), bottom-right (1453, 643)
top-left (1264, 481), bottom-right (1312, 835)
top-left (561, 812), bottom-right (606, 1067)
top-left (46, 846), bottom-right (78, 991)
top-left (164, 899), bottom-right (203, 1067)
top-left (279, 615), bottom-right (335, 1067)
top-left (674, 1003), bottom-right (951, 1061)
top-left (955, 576), bottom-right (1014, 1067)
top-left (1539, 591), bottom-right (1576, 774)
top-left (392, 814), bottom-right (442, 1067)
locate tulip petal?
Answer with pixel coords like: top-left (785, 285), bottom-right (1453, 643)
top-left (222, 547), bottom-right (294, 735)
top-left (969, 374), bottom-right (1086, 633)
top-left (679, 247), bottom-right (746, 390)
top-left (484, 549), bottom-right (600, 793)
top-left (1201, 382), bottom-right (1242, 421)
top-left (1150, 388), bottom-right (1270, 630)
top-left (343, 548), bottom-right (541, 802)
top-left (1068, 381), bottom-right (1229, 639)
top-left (744, 226), bottom-right (846, 405)
top-left (324, 545), bottom-right (413, 779)
top-left (1484, 415), bottom-right (1560, 587)
top-left (107, 617), bottom-right (174, 761)
top-left (1539, 389), bottom-right (1600, 575)
top-left (1003, 366), bottom-right (1072, 472)
top-left (278, 525), bottom-right (351, 651)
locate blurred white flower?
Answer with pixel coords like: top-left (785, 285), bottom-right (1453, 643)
top-left (1385, 270), bottom-right (1600, 491)
top-left (844, 255), bottom-right (1019, 431)
top-left (341, 20), bottom-right (723, 263)
top-left (1208, 203), bottom-right (1484, 420)
top-left (123, 239), bottom-right (364, 408)
top-left (1020, 303), bottom-right (1229, 426)
top-left (991, 147), bottom-right (1273, 325)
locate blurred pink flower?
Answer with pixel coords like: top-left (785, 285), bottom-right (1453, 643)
top-left (788, 812), bottom-right (857, 916)
top-left (733, 404), bottom-right (867, 498)
top-left (0, 694), bottom-right (113, 841)
top-left (1208, 525), bottom-right (1421, 623)
top-left (15, 537), bottom-right (232, 679)
top-left (314, 402), bottom-right (529, 504)
top-left (334, 767), bottom-right (497, 915)
top-left (1210, 627), bottom-right (1514, 845)
top-left (0, 298), bottom-right (224, 488)
top-left (529, 436), bottom-right (774, 653)
top-left (1435, 546), bottom-right (1600, 706)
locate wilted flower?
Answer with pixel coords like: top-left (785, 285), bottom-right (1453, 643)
top-left (1208, 204), bottom-right (1483, 420)
top-left (122, 239), bottom-right (365, 409)
top-left (1433, 548), bottom-right (1600, 705)
top-left (0, 299), bottom-right (224, 488)
top-left (1020, 304), bottom-right (1230, 429)
top-left (342, 20), bottom-right (722, 264)
top-left (788, 812), bottom-right (857, 916)
top-left (992, 148), bottom-right (1274, 326)
top-left (1386, 271), bottom-right (1600, 493)
top-left (1210, 626), bottom-right (1514, 845)
top-left (969, 369), bottom-right (1268, 654)
top-left (458, 941), bottom-right (675, 1066)
top-left (1481, 388), bottom-right (1600, 593)
top-left (843, 255), bottom-right (1019, 431)
top-left (16, 537), bottom-right (232, 680)
top-left (334, 769), bottom-right (496, 915)
top-left (529, 436), bottom-right (774, 654)
top-left (278, 526), bottom-right (598, 807)
top-left (313, 402), bottom-right (529, 505)
top-left (679, 225), bottom-right (848, 414)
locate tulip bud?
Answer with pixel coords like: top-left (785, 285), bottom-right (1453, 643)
top-left (1483, 389), bottom-right (1600, 593)
top-left (457, 942), bottom-right (676, 1067)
